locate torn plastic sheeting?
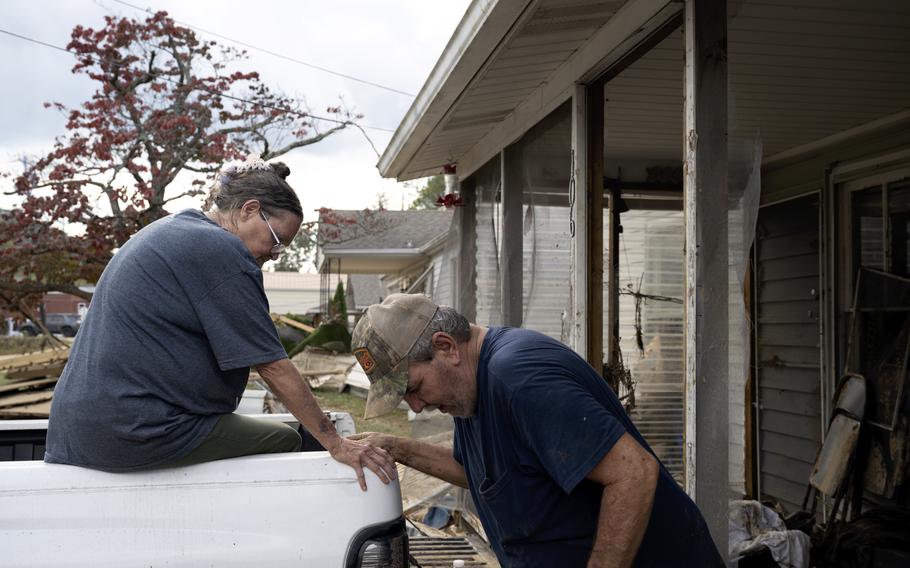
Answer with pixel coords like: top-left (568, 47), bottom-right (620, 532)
top-left (729, 500), bottom-right (809, 568)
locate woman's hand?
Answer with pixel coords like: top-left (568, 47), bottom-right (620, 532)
top-left (328, 436), bottom-right (398, 491)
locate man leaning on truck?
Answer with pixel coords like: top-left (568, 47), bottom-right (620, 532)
top-left (350, 293), bottom-right (723, 568)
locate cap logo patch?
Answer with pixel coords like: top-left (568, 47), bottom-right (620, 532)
top-left (353, 348), bottom-right (377, 374)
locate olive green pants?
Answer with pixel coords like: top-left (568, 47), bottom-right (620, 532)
top-left (161, 413), bottom-right (302, 468)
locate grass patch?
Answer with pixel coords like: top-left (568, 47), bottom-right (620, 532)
top-left (310, 386), bottom-right (410, 438)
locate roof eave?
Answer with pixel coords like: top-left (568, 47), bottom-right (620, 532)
top-left (322, 248), bottom-right (424, 257)
top-left (377, 0), bottom-right (532, 181)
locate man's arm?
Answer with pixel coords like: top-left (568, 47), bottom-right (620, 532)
top-left (349, 432), bottom-right (469, 489)
top-left (586, 432), bottom-right (659, 568)
top-left (256, 358), bottom-right (397, 491)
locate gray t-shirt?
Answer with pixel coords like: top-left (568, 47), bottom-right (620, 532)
top-left (45, 209), bottom-right (287, 472)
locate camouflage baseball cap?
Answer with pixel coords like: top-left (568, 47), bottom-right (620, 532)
top-left (352, 294), bottom-right (439, 419)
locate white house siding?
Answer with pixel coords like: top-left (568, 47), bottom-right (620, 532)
top-left (261, 272), bottom-right (343, 315)
top-left (754, 194), bottom-right (822, 514)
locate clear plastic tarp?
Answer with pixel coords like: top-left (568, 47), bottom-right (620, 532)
top-left (606, 209), bottom-right (686, 482)
top-left (472, 101), bottom-right (575, 344)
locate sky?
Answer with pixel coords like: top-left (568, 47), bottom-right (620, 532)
top-left (0, 0), bottom-right (471, 219)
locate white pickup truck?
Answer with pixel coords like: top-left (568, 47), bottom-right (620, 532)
top-left (0, 414), bottom-right (408, 567)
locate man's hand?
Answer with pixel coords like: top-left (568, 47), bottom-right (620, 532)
top-left (348, 432), bottom-right (396, 458)
top-left (350, 432), bottom-right (469, 488)
top-left (328, 436), bottom-right (397, 492)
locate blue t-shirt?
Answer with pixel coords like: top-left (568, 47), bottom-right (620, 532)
top-left (453, 327), bottom-right (722, 567)
top-left (45, 209), bottom-right (288, 472)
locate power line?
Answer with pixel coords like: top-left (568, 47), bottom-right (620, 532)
top-left (0, 27), bottom-right (395, 141)
top-left (111, 0), bottom-right (417, 98)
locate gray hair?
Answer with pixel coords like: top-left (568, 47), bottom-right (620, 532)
top-left (205, 161), bottom-right (302, 217)
top-left (408, 306), bottom-right (471, 362)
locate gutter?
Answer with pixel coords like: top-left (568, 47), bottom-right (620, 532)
top-left (322, 248), bottom-right (423, 257)
top-left (318, 248), bottom-right (423, 273)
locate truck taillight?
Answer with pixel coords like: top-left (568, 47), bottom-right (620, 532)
top-left (345, 517), bottom-right (408, 568)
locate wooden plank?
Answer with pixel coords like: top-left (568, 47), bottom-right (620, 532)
top-left (586, 79), bottom-right (604, 372)
top-left (501, 145), bottom-right (523, 328)
top-left (0, 400), bottom-right (52, 418)
top-left (0, 348), bottom-right (69, 371)
top-left (294, 368), bottom-right (350, 378)
top-left (4, 362), bottom-right (67, 382)
top-left (606, 186), bottom-right (621, 368)
top-left (0, 390), bottom-right (54, 409)
top-left (0, 377), bottom-right (58, 395)
top-left (685, 0), bottom-right (728, 553)
top-left (270, 314), bottom-right (315, 334)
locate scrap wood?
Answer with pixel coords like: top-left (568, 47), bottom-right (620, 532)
top-left (405, 517), bottom-right (451, 539)
top-left (0, 377), bottom-right (57, 395)
top-left (0, 399), bottom-right (52, 418)
top-left (400, 431), bottom-right (454, 513)
top-left (0, 390), bottom-right (54, 409)
top-left (0, 348), bottom-right (70, 383)
top-left (270, 313), bottom-right (315, 334)
top-left (402, 478), bottom-right (450, 515)
top-left (3, 362), bottom-right (67, 382)
top-left (295, 367), bottom-right (351, 377)
top-left (0, 347), bottom-right (69, 371)
top-left (456, 509), bottom-right (489, 544)
top-left (463, 533), bottom-right (499, 566)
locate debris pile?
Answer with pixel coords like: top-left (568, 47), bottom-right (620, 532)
top-left (0, 346), bottom-right (69, 418)
top-left (398, 431), bottom-right (497, 567)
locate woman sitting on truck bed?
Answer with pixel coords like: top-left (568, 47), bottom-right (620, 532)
top-left (44, 156), bottom-right (396, 491)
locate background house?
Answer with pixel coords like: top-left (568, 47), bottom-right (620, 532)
top-left (261, 271), bottom-right (343, 316)
top-left (317, 209), bottom-right (455, 310)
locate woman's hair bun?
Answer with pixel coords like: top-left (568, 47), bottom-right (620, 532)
top-left (270, 162), bottom-right (291, 179)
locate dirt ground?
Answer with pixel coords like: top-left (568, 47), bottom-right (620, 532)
top-left (309, 385), bottom-right (411, 438)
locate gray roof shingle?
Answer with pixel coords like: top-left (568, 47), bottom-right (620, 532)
top-left (346, 274), bottom-right (389, 309)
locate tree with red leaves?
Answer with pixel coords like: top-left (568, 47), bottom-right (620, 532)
top-left (0, 11), bottom-right (356, 317)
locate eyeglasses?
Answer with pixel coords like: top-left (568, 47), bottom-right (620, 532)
top-left (259, 210), bottom-right (287, 256)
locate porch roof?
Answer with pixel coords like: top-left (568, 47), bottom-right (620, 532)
top-left (380, 0), bottom-right (910, 182)
top-left (378, 0), bottom-right (651, 181)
